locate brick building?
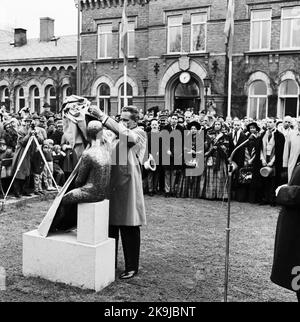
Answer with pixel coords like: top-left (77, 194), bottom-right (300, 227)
top-left (80, 0), bottom-right (300, 119)
top-left (0, 18), bottom-right (77, 114)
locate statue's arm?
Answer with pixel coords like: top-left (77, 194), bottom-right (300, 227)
top-left (75, 153), bottom-right (90, 187)
top-left (277, 185), bottom-right (300, 206)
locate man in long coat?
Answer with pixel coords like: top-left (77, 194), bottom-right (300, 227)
top-left (271, 164), bottom-right (300, 302)
top-left (89, 105), bottom-right (147, 280)
top-left (259, 118), bottom-right (285, 206)
top-left (283, 118), bottom-right (300, 182)
top-left (11, 116), bottom-right (44, 197)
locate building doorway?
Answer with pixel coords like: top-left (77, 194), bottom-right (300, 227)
top-left (174, 79), bottom-right (201, 113)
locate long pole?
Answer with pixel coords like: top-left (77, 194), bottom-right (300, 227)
top-left (143, 89), bottom-right (147, 114)
top-left (224, 165), bottom-right (233, 302)
top-left (124, 63), bottom-right (128, 109)
top-left (76, 0), bottom-right (81, 96)
top-left (227, 57), bottom-right (232, 118)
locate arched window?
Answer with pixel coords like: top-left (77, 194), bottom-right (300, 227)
top-left (1, 87), bottom-right (10, 112)
top-left (98, 83), bottom-right (111, 115)
top-left (16, 87), bottom-right (25, 111)
top-left (62, 86), bottom-right (73, 102)
top-left (248, 81), bottom-right (268, 119)
top-left (279, 79), bottom-right (299, 117)
top-left (119, 83), bottom-right (133, 112)
top-left (46, 85), bottom-right (57, 112)
top-left (30, 86), bottom-right (40, 114)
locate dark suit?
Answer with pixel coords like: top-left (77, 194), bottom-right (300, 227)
top-left (229, 129), bottom-right (247, 201)
top-left (161, 124), bottom-right (184, 195)
top-left (259, 129), bottom-right (285, 205)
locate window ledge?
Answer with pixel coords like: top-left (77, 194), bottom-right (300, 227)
top-left (162, 52), bottom-right (209, 59)
top-left (245, 49), bottom-right (300, 56)
top-left (95, 57), bottom-right (138, 63)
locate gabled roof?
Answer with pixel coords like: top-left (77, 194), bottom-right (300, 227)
top-left (0, 30), bottom-right (14, 43)
top-left (0, 34), bottom-right (76, 62)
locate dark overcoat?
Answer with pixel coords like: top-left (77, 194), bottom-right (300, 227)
top-left (270, 165), bottom-right (300, 291)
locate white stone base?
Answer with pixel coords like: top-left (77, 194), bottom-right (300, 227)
top-left (23, 230), bottom-right (115, 292)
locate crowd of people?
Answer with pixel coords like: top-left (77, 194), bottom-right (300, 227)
top-left (139, 107), bottom-right (298, 207)
top-left (0, 101), bottom-right (299, 207)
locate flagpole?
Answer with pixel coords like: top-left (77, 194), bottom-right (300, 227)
top-left (124, 61), bottom-right (128, 108)
top-left (227, 57), bottom-right (232, 119)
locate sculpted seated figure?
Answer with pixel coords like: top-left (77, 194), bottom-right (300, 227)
top-left (49, 120), bottom-right (111, 233)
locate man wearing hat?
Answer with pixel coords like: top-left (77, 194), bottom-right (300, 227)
top-left (11, 115), bottom-right (45, 197)
top-left (32, 113), bottom-right (47, 141)
top-left (40, 103), bottom-right (54, 119)
top-left (88, 105), bottom-right (147, 280)
top-left (259, 118), bottom-right (285, 206)
top-left (48, 119), bottom-right (64, 146)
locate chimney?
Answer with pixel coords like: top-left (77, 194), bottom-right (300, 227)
top-left (14, 28), bottom-right (27, 47)
top-left (40, 17), bottom-right (54, 42)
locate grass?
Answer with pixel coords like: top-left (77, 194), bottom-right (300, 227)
top-left (0, 195), bottom-right (296, 302)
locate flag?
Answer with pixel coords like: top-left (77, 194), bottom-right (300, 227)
top-left (224, 0), bottom-right (235, 59)
top-left (120, 0), bottom-right (128, 62)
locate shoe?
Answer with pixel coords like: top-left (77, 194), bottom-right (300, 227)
top-left (47, 187), bottom-right (56, 191)
top-left (34, 191), bottom-right (40, 196)
top-left (165, 193), bottom-right (170, 198)
top-left (22, 192), bottom-right (32, 197)
top-left (38, 190), bottom-right (45, 195)
top-left (148, 192), bottom-right (154, 197)
top-left (13, 193), bottom-right (21, 199)
top-left (119, 270), bottom-right (138, 280)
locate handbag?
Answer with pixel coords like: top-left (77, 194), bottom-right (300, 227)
top-left (238, 166), bottom-right (253, 184)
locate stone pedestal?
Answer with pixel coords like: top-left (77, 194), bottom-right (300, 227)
top-left (23, 200), bottom-right (115, 292)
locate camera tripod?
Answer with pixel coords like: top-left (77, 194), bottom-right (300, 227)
top-left (3, 133), bottom-right (59, 204)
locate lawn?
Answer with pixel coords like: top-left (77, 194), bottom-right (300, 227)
top-left (0, 195), bottom-right (296, 302)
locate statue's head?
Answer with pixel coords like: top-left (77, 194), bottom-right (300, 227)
top-left (87, 120), bottom-right (103, 141)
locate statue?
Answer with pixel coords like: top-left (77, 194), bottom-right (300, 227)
top-left (47, 120), bottom-right (111, 233)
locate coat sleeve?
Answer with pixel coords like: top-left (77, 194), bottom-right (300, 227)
top-left (276, 185), bottom-right (300, 206)
top-left (104, 117), bottom-right (140, 147)
top-left (283, 136), bottom-right (291, 168)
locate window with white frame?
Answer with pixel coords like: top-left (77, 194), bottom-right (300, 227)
top-left (191, 13), bottom-right (207, 52)
top-left (62, 86), bottom-right (73, 102)
top-left (1, 87), bottom-right (10, 111)
top-left (248, 81), bottom-right (268, 119)
top-left (167, 15), bottom-right (183, 53)
top-left (98, 24), bottom-right (113, 59)
top-left (250, 9), bottom-right (272, 51)
top-left (46, 85), bottom-right (57, 112)
top-left (119, 83), bottom-right (133, 111)
top-left (278, 79), bottom-right (299, 117)
top-left (98, 83), bottom-right (111, 115)
top-left (119, 21), bottom-right (135, 58)
top-left (17, 87), bottom-right (25, 111)
top-left (281, 6), bottom-right (300, 49)
top-left (30, 86), bottom-right (40, 114)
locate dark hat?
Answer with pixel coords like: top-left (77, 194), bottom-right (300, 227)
top-left (24, 115), bottom-right (33, 122)
top-left (43, 103), bottom-right (51, 108)
top-left (47, 119), bottom-right (55, 126)
top-left (187, 121), bottom-right (201, 131)
top-left (32, 113), bottom-right (40, 120)
top-left (247, 122), bottom-right (260, 132)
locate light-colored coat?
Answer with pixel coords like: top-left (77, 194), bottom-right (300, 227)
top-left (283, 130), bottom-right (300, 182)
top-left (104, 117), bottom-right (147, 226)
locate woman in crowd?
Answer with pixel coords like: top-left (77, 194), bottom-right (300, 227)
top-left (201, 120), bottom-right (230, 200)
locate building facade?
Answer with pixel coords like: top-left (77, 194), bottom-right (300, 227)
top-left (80, 0), bottom-right (300, 119)
top-left (0, 18), bottom-right (77, 114)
